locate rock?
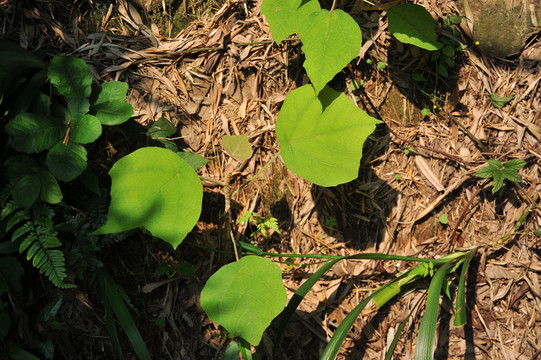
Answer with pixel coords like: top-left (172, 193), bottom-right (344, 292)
top-left (460, 0), bottom-right (540, 58)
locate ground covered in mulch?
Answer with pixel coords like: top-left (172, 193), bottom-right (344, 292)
top-left (2, 0), bottom-right (541, 359)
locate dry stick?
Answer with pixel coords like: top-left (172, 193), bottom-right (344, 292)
top-left (443, 112), bottom-right (490, 153)
top-left (448, 182), bottom-right (487, 248)
top-left (223, 172), bottom-right (240, 261)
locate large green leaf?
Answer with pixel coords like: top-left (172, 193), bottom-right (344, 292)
top-left (276, 85), bottom-right (380, 186)
top-left (5, 113), bottom-right (65, 153)
top-left (387, 4), bottom-right (443, 51)
top-left (48, 56), bottom-right (92, 100)
top-left (46, 142), bottom-right (88, 182)
top-left (70, 114), bottom-right (102, 144)
top-left (91, 147), bottom-right (202, 249)
top-left (200, 256), bottom-right (286, 346)
top-left (90, 81), bottom-right (133, 125)
top-left (299, 9), bottom-right (362, 93)
top-left (261, 0), bottom-right (321, 43)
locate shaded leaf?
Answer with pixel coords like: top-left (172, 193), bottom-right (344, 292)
top-left (12, 175), bottom-right (41, 208)
top-left (148, 117), bottom-right (176, 138)
top-left (46, 142), bottom-right (88, 182)
top-left (200, 256), bottom-right (286, 346)
top-left (276, 85), bottom-right (380, 186)
top-left (222, 134), bottom-right (253, 161)
top-left (91, 147), bottom-right (202, 249)
top-left (91, 81), bottom-right (133, 125)
top-left (387, 4), bottom-right (443, 51)
top-left (176, 152), bottom-right (209, 171)
top-left (70, 114), bottom-right (102, 144)
top-left (299, 9), bottom-right (362, 93)
top-left (5, 113), bottom-right (65, 153)
top-left (37, 171), bottom-right (63, 204)
top-left (48, 56), bottom-right (92, 100)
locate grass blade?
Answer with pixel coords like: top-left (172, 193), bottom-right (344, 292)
top-left (272, 258), bottom-right (341, 359)
top-left (320, 279), bottom-right (397, 360)
top-left (414, 262), bottom-right (452, 360)
top-left (454, 248), bottom-right (477, 326)
top-left (384, 292), bottom-right (426, 360)
top-left (98, 270), bottom-right (151, 360)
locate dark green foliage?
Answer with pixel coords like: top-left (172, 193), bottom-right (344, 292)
top-left (1, 201), bottom-right (74, 289)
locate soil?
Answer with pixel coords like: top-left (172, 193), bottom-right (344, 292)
top-left (1, 0), bottom-right (541, 359)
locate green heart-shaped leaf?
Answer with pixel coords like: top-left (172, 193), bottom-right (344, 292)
top-left (387, 4), bottom-right (443, 51)
top-left (91, 147), bottom-right (202, 249)
top-left (276, 85), bottom-right (380, 187)
top-left (261, 0), bottom-right (321, 43)
top-left (299, 9), bottom-right (362, 93)
top-left (201, 256), bottom-right (286, 346)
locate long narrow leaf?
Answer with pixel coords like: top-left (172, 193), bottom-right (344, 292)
top-left (272, 258), bottom-right (340, 359)
top-left (454, 248), bottom-right (477, 326)
top-left (415, 262), bottom-right (452, 360)
top-left (373, 263), bottom-right (427, 308)
top-left (385, 293), bottom-right (426, 360)
top-left (320, 278), bottom-right (399, 360)
top-left (101, 295), bottom-right (124, 360)
top-left (99, 270), bottom-right (151, 360)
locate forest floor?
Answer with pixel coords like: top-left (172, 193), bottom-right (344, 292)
top-left (2, 0), bottom-right (541, 359)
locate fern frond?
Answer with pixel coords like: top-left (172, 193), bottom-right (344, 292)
top-left (4, 203), bottom-right (74, 288)
top-left (1, 200), bottom-right (21, 221)
top-left (5, 209), bottom-right (29, 232)
top-left (11, 222), bottom-right (33, 243)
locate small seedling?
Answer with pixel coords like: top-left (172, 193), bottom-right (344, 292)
top-left (490, 93), bottom-right (515, 109)
top-left (237, 211), bottom-right (281, 238)
top-left (421, 108), bottom-right (432, 116)
top-left (394, 173), bottom-right (401, 181)
top-left (325, 216), bottom-right (337, 228)
top-left (404, 147), bottom-right (414, 155)
top-left (475, 159), bottom-right (526, 193)
top-left (438, 214), bottom-right (449, 225)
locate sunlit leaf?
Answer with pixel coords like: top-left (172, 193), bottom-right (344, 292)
top-left (299, 9), bottom-right (362, 93)
top-left (222, 134), bottom-right (253, 161)
top-left (261, 0), bottom-right (321, 43)
top-left (91, 147), bottom-right (202, 249)
top-left (201, 256), bottom-right (287, 346)
top-left (90, 81), bottom-right (133, 125)
top-left (276, 85), bottom-right (380, 186)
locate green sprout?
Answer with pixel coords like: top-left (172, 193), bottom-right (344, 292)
top-left (475, 159), bottom-right (526, 193)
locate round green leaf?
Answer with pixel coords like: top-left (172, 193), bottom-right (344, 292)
top-left (5, 113), bottom-right (65, 153)
top-left (299, 9), bottom-right (362, 93)
top-left (91, 147), bottom-right (202, 249)
top-left (12, 174), bottom-right (41, 208)
top-left (276, 85), bottom-right (381, 187)
top-left (37, 170), bottom-right (63, 204)
top-left (261, 0), bottom-right (321, 43)
top-left (222, 134), bottom-right (253, 161)
top-left (48, 56), bottom-right (92, 100)
top-left (148, 117), bottom-right (176, 139)
top-left (200, 256), bottom-right (286, 346)
top-left (387, 4), bottom-right (443, 51)
top-left (70, 114), bottom-right (102, 144)
top-left (46, 142), bottom-right (88, 182)
top-left (176, 152), bottom-right (209, 171)
top-left (90, 81), bottom-right (133, 125)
